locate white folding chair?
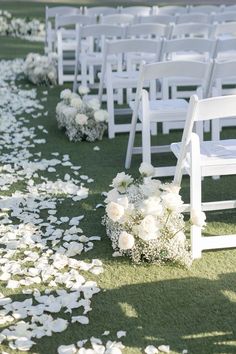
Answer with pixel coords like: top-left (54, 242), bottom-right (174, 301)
top-left (224, 5), bottom-right (236, 12)
top-left (171, 23), bottom-right (213, 39)
top-left (208, 60), bottom-right (236, 139)
top-left (139, 14), bottom-right (175, 25)
top-left (160, 38), bottom-right (216, 134)
top-left (212, 22), bottom-right (236, 39)
top-left (189, 5), bottom-right (224, 14)
top-left (56, 14), bottom-right (96, 84)
top-left (171, 94), bottom-right (236, 259)
top-left (73, 24), bottom-right (126, 91)
top-left (98, 39), bottom-right (162, 138)
top-left (176, 13), bottom-right (209, 24)
top-left (213, 12), bottom-right (236, 23)
top-left (125, 60), bottom-right (212, 176)
top-left (119, 6), bottom-right (152, 17)
top-left (125, 23), bottom-right (170, 72)
top-left (214, 38), bottom-right (236, 62)
top-left (45, 6), bottom-right (81, 53)
top-left (84, 6), bottom-right (118, 17)
top-left (157, 6), bottom-right (188, 15)
top-left (100, 14), bottom-right (135, 25)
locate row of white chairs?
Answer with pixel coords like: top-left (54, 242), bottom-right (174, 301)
top-left (56, 20), bottom-right (236, 85)
top-left (45, 5), bottom-right (236, 52)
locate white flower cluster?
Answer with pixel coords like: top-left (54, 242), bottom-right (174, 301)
top-left (103, 162), bottom-right (192, 266)
top-left (56, 88), bottom-right (108, 142)
top-left (24, 52), bottom-right (57, 85)
top-left (0, 9), bottom-right (45, 39)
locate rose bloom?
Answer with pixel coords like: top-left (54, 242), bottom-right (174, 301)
top-left (140, 177), bottom-right (162, 197)
top-left (60, 89), bottom-right (72, 101)
top-left (104, 188), bottom-right (120, 203)
top-left (87, 98), bottom-right (100, 111)
top-left (78, 85), bottom-right (90, 95)
top-left (106, 201), bottom-right (124, 222)
top-left (70, 97), bottom-right (82, 110)
top-left (118, 231), bottom-right (135, 250)
top-left (191, 209), bottom-right (206, 227)
top-left (139, 162), bottom-right (155, 177)
top-left (136, 215), bottom-right (160, 241)
top-left (140, 196), bottom-right (163, 217)
top-left (94, 109), bottom-right (109, 123)
top-left (75, 113), bottom-right (88, 126)
top-left (161, 192), bottom-right (184, 213)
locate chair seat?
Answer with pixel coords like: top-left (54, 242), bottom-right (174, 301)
top-left (109, 71), bottom-right (140, 88)
top-left (129, 98), bottom-right (188, 123)
top-left (171, 139), bottom-right (236, 170)
top-left (79, 53), bottom-right (117, 64)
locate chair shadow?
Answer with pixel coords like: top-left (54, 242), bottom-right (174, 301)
top-left (86, 272), bottom-right (236, 354)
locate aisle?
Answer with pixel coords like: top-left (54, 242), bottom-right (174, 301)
top-left (0, 59), bottom-right (126, 353)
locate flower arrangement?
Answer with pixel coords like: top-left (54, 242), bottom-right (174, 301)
top-left (24, 53), bottom-right (57, 85)
top-left (56, 88), bottom-right (108, 142)
top-left (0, 10), bottom-right (45, 39)
top-left (103, 163), bottom-right (206, 266)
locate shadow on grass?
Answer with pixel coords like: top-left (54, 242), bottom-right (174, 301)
top-left (2, 272), bottom-right (235, 354)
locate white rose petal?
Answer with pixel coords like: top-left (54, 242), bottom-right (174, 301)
top-left (118, 231), bottom-right (135, 250)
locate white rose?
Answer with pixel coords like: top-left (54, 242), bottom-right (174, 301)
top-left (140, 177), bottom-right (161, 197)
top-left (60, 89), bottom-right (72, 101)
top-left (104, 188), bottom-right (120, 203)
top-left (191, 210), bottom-right (206, 228)
top-left (87, 97), bottom-right (100, 111)
top-left (140, 196), bottom-right (163, 216)
top-left (161, 192), bottom-right (184, 213)
top-left (75, 114), bottom-right (88, 126)
top-left (111, 172), bottom-right (133, 193)
top-left (34, 67), bottom-right (44, 76)
top-left (78, 85), bottom-right (90, 95)
top-left (161, 182), bottom-right (181, 194)
top-left (118, 231), bottom-right (135, 250)
top-left (117, 196), bottom-right (129, 209)
top-left (106, 202), bottom-right (124, 222)
top-left (70, 97), bottom-right (82, 110)
top-left (139, 162), bottom-right (155, 177)
top-left (136, 215), bottom-right (160, 241)
top-left (94, 109), bottom-right (109, 122)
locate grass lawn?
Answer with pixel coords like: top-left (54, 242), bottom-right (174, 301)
top-left (0, 2), bottom-right (236, 353)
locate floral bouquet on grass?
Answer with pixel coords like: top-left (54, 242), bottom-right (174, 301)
top-left (103, 163), bottom-right (206, 267)
top-left (56, 87), bottom-right (108, 142)
top-left (24, 52), bottom-right (57, 85)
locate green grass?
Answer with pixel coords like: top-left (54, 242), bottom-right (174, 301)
top-left (0, 2), bottom-right (236, 353)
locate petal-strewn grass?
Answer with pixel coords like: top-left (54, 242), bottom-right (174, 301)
top-left (0, 2), bottom-right (236, 354)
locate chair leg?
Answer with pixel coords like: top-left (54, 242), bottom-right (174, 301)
top-left (190, 137), bottom-right (202, 259)
top-left (107, 81), bottom-right (115, 139)
top-left (142, 108), bottom-right (151, 164)
top-left (81, 60), bottom-right (87, 87)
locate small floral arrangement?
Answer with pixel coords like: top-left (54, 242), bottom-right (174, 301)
top-left (0, 10), bottom-right (45, 39)
top-left (24, 52), bottom-right (57, 85)
top-left (103, 163), bottom-right (206, 266)
top-left (56, 87), bottom-right (108, 142)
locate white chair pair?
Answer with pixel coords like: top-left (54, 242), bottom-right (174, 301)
top-left (45, 6), bottom-right (82, 53)
top-left (98, 39), bottom-right (162, 138)
top-left (171, 94), bottom-right (236, 259)
top-left (56, 14), bottom-right (96, 84)
top-left (73, 24), bottom-right (126, 91)
top-left (125, 60), bottom-right (212, 177)
top-left (170, 23), bottom-right (213, 39)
